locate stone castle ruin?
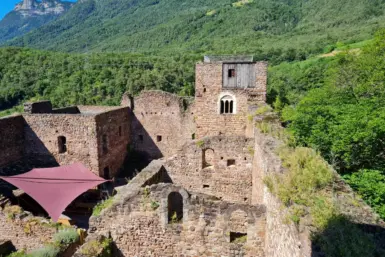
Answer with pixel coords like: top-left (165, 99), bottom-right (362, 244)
top-left (0, 56), bottom-right (382, 256)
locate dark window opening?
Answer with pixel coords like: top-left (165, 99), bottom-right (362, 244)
top-left (203, 88), bottom-right (207, 93)
top-left (103, 167), bottom-right (110, 179)
top-left (244, 198), bottom-right (248, 202)
top-left (119, 126), bottom-right (122, 137)
top-left (102, 134), bottom-right (108, 154)
top-left (203, 185), bottom-right (210, 188)
top-left (230, 232), bottom-right (247, 244)
top-left (58, 136), bottom-right (67, 154)
top-left (227, 159), bottom-right (236, 166)
top-left (228, 69), bottom-right (236, 78)
top-left (168, 192), bottom-right (183, 224)
top-left (157, 135), bottom-right (162, 142)
top-left (220, 99), bottom-right (234, 114)
top-left (139, 135), bottom-right (144, 142)
top-left (192, 133), bottom-right (196, 140)
top-left (202, 148), bottom-right (215, 169)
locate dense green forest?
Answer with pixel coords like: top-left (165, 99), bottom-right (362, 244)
top-left (269, 30), bottom-right (385, 219)
top-left (4, 0), bottom-right (385, 63)
top-left (0, 48), bottom-right (197, 113)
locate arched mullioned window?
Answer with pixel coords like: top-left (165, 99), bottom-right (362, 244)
top-left (220, 95), bottom-right (235, 114)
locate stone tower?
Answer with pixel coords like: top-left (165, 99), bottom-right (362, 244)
top-left (194, 56), bottom-right (267, 138)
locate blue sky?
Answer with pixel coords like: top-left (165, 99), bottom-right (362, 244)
top-left (0, 0), bottom-right (77, 20)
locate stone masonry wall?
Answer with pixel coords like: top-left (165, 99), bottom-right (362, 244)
top-left (252, 129), bottom-right (304, 257)
top-left (164, 136), bottom-right (254, 204)
top-left (0, 115), bottom-right (24, 167)
top-left (87, 183), bottom-right (266, 257)
top-left (124, 90), bottom-right (195, 160)
top-left (194, 62), bottom-right (267, 139)
top-left (95, 107), bottom-right (130, 178)
top-left (0, 212), bottom-right (56, 252)
top-left (23, 113), bottom-right (99, 172)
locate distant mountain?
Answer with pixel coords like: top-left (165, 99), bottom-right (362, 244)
top-left (3, 0), bottom-right (385, 59)
top-left (0, 0), bottom-right (74, 43)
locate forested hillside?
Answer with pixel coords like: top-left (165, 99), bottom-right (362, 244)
top-left (0, 48), bottom-right (197, 114)
top-left (269, 30), bottom-right (385, 219)
top-left (4, 0), bottom-right (385, 62)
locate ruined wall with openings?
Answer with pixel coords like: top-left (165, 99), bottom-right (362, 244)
top-left (164, 136), bottom-right (254, 204)
top-left (0, 116), bottom-right (24, 167)
top-left (194, 62), bottom-right (267, 139)
top-left (23, 113), bottom-right (99, 171)
top-left (94, 107), bottom-right (130, 178)
top-left (86, 182), bottom-right (266, 257)
top-left (122, 91), bottom-right (195, 160)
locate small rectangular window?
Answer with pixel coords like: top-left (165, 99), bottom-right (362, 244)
top-left (227, 159), bottom-right (236, 166)
top-left (230, 232), bottom-right (247, 243)
top-left (203, 185), bottom-right (210, 188)
top-left (228, 69), bottom-right (236, 78)
top-left (119, 126), bottom-right (122, 137)
top-left (139, 135), bottom-right (144, 142)
top-left (157, 135), bottom-right (162, 142)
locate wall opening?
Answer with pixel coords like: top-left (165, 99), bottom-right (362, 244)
top-left (103, 167), bottom-right (110, 179)
top-left (58, 136), bottom-right (67, 154)
top-left (119, 126), bottom-right (122, 137)
top-left (228, 69), bottom-right (236, 78)
top-left (168, 192), bottom-right (183, 224)
top-left (157, 135), bottom-right (162, 142)
top-left (139, 135), bottom-right (144, 142)
top-left (102, 134), bottom-right (108, 154)
top-left (202, 148), bottom-right (215, 169)
top-left (203, 185), bottom-right (210, 188)
top-left (192, 133), bottom-right (196, 140)
top-left (230, 232), bottom-right (247, 244)
top-left (227, 159), bottom-right (236, 166)
top-left (220, 95), bottom-right (235, 114)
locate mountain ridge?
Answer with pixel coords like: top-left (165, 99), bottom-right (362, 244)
top-left (0, 0), bottom-right (74, 43)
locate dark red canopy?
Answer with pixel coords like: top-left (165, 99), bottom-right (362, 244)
top-left (0, 163), bottom-right (107, 221)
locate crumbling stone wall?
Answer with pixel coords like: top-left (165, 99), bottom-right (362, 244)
top-left (164, 136), bottom-right (254, 204)
top-left (123, 90), bottom-right (195, 160)
top-left (87, 183), bottom-right (266, 257)
top-left (194, 62), bottom-right (267, 139)
top-left (23, 113), bottom-right (99, 171)
top-left (95, 107), bottom-right (130, 178)
top-left (0, 115), bottom-right (24, 167)
top-left (0, 212), bottom-right (55, 252)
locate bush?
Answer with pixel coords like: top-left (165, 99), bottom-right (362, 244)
top-left (79, 238), bottom-right (112, 257)
top-left (344, 169), bottom-right (385, 219)
top-left (28, 245), bottom-right (60, 257)
top-left (53, 228), bottom-right (79, 246)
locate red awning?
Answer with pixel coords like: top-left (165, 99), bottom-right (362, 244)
top-left (0, 163), bottom-right (108, 221)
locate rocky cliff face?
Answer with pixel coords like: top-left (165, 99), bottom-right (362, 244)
top-left (14, 0), bottom-right (72, 17)
top-left (0, 0), bottom-right (74, 43)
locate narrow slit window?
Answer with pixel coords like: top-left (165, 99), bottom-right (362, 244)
top-left (157, 135), bottom-right (162, 142)
top-left (102, 134), bottom-right (108, 154)
top-left (119, 126), bottom-right (122, 137)
top-left (58, 136), bottom-right (67, 154)
top-left (139, 135), bottom-right (144, 142)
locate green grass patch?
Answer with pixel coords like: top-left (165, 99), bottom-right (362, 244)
top-left (92, 197), bottom-right (115, 217)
